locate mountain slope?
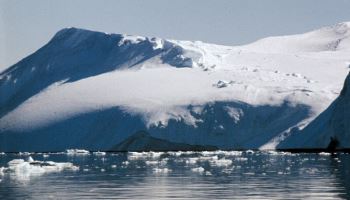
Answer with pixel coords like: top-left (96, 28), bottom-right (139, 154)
top-left (278, 72), bottom-right (350, 150)
top-left (0, 22), bottom-right (349, 152)
top-left (241, 22), bottom-right (350, 53)
top-left (111, 131), bottom-right (217, 151)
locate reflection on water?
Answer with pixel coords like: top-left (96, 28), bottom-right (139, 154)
top-left (0, 151), bottom-right (349, 199)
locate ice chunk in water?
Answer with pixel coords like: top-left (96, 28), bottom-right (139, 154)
top-left (4, 156), bottom-right (79, 181)
top-left (66, 149), bottom-right (90, 155)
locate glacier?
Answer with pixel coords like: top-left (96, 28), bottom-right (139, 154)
top-left (0, 22), bottom-right (350, 152)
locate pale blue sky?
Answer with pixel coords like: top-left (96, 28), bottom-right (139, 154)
top-left (1, 0), bottom-right (350, 71)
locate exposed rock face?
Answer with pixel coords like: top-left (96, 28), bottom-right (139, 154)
top-left (111, 131), bottom-right (217, 151)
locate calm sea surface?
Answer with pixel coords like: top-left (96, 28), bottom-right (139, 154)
top-left (0, 151), bottom-right (349, 200)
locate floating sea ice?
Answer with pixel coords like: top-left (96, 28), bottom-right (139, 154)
top-left (122, 161), bottom-right (129, 165)
top-left (200, 151), bottom-right (215, 156)
top-left (245, 150), bottom-right (254, 154)
top-left (185, 157), bottom-right (199, 165)
top-left (18, 152), bottom-right (31, 156)
top-left (191, 167), bottom-right (205, 173)
top-left (205, 171), bottom-right (212, 176)
top-left (128, 151), bottom-right (164, 160)
top-left (66, 149), bottom-right (90, 155)
top-left (0, 167), bottom-right (5, 176)
top-left (318, 152), bottom-right (331, 156)
top-left (145, 160), bottom-right (167, 166)
top-left (201, 150), bottom-right (243, 157)
top-left (167, 151), bottom-right (183, 156)
top-left (198, 155), bottom-right (219, 161)
top-left (145, 161), bottom-right (159, 165)
top-left (153, 167), bottom-right (172, 174)
top-left (209, 158), bottom-right (233, 167)
top-left (224, 151), bottom-right (243, 156)
top-left (111, 165), bottom-right (117, 168)
top-left (93, 151), bottom-right (106, 156)
top-left (266, 151), bottom-right (282, 155)
top-left (4, 156), bottom-right (79, 181)
top-left (235, 157), bottom-right (248, 162)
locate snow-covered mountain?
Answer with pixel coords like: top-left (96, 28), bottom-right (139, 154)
top-left (278, 72), bottom-right (350, 150)
top-left (0, 22), bottom-right (349, 152)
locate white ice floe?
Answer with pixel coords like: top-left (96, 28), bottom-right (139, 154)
top-left (205, 171), bottom-right (212, 176)
top-left (0, 167), bottom-right (5, 176)
top-left (145, 160), bottom-right (167, 166)
top-left (265, 151), bottom-right (292, 156)
top-left (185, 157), bottom-right (199, 165)
top-left (18, 152), bottom-right (31, 156)
top-left (222, 151), bottom-right (243, 156)
top-left (167, 151), bottom-right (185, 156)
top-left (128, 152), bottom-right (164, 160)
top-left (153, 167), bottom-right (172, 174)
top-left (93, 151), bottom-right (106, 156)
top-left (198, 155), bottom-right (219, 161)
top-left (201, 150), bottom-right (243, 157)
top-left (318, 152), bottom-right (331, 156)
top-left (235, 157), bottom-right (248, 162)
top-left (191, 167), bottom-right (205, 173)
top-left (122, 161), bottom-right (130, 165)
top-left (209, 158), bottom-right (233, 167)
top-left (66, 149), bottom-right (90, 155)
top-left (2, 156), bottom-right (79, 181)
top-left (245, 150), bottom-right (254, 154)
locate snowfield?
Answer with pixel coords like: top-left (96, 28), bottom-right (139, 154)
top-left (0, 22), bottom-right (349, 152)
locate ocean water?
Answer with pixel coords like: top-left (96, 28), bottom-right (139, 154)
top-left (0, 151), bottom-right (349, 200)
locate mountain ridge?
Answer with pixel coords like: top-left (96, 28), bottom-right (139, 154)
top-left (0, 22), bottom-right (349, 152)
